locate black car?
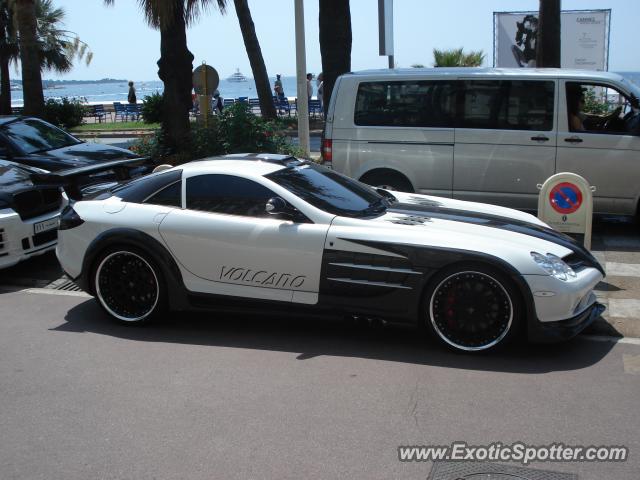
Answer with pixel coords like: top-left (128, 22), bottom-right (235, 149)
top-left (0, 159), bottom-right (64, 269)
top-left (0, 116), bottom-right (147, 185)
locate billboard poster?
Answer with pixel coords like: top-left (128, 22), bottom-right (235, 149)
top-left (493, 10), bottom-right (610, 70)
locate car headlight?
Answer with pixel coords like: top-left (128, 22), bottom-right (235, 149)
top-left (531, 252), bottom-right (577, 281)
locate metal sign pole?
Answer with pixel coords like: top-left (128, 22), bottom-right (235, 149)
top-left (201, 61), bottom-right (209, 127)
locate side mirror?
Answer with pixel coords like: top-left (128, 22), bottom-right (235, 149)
top-left (265, 197), bottom-right (288, 215)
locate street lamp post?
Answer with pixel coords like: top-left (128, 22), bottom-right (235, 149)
top-left (294, 0), bottom-right (310, 157)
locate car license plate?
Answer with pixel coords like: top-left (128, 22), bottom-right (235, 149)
top-left (34, 216), bottom-right (59, 234)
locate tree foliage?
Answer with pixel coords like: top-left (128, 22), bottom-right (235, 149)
top-left (104, 0), bottom-right (227, 154)
top-left (433, 48), bottom-right (485, 67)
top-left (0, 0), bottom-right (92, 115)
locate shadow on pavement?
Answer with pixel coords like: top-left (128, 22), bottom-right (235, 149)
top-left (53, 299), bottom-right (615, 374)
top-left (0, 251), bottom-right (62, 287)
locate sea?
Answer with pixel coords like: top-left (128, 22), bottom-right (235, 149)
top-left (9, 72), bottom-right (640, 107)
top-left (9, 75), bottom-right (304, 106)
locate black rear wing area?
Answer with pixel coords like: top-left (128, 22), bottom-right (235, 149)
top-left (30, 157), bottom-right (151, 200)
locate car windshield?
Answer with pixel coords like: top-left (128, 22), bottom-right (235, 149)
top-left (620, 77), bottom-right (640, 108)
top-left (266, 162), bottom-right (389, 217)
top-left (2, 118), bottom-right (80, 154)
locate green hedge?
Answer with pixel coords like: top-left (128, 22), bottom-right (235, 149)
top-left (131, 102), bottom-right (306, 163)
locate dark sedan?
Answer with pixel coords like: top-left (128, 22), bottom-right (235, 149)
top-left (0, 116), bottom-right (145, 180)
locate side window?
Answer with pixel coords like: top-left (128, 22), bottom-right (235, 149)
top-left (566, 82), bottom-right (631, 134)
top-left (354, 80), bottom-right (456, 127)
top-left (186, 174), bottom-right (276, 217)
top-left (459, 80), bottom-right (554, 131)
top-left (145, 181), bottom-right (182, 207)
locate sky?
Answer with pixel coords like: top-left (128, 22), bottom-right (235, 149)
top-left (39, 0), bottom-right (640, 81)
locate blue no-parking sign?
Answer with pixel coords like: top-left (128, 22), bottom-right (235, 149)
top-left (538, 173), bottom-right (594, 249)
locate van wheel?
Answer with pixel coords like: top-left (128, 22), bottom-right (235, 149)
top-left (360, 170), bottom-right (414, 193)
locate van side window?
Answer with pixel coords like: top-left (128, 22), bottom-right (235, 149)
top-left (566, 82), bottom-right (635, 135)
top-left (459, 80), bottom-right (554, 131)
top-left (354, 81), bottom-right (456, 127)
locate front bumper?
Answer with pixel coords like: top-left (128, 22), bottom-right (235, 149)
top-left (523, 266), bottom-right (604, 342)
top-left (528, 301), bottom-right (606, 343)
top-left (0, 208), bottom-right (61, 269)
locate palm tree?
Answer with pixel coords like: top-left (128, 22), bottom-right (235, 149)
top-left (36, 0), bottom-right (93, 74)
top-left (13, 0), bottom-right (43, 116)
top-left (0, 0), bottom-right (92, 115)
top-left (433, 48), bottom-right (484, 67)
top-left (319, 0), bottom-right (351, 117)
top-left (0, 0), bottom-right (17, 114)
top-left (105, 0), bottom-right (227, 154)
top-left (536, 0), bottom-right (561, 67)
top-left (233, 0), bottom-right (275, 120)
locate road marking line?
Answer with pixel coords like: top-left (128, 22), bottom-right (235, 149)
top-left (605, 262), bottom-right (640, 277)
top-left (623, 354), bottom-right (640, 374)
top-left (581, 334), bottom-right (640, 346)
top-left (23, 288), bottom-right (91, 298)
top-left (607, 299), bottom-right (640, 319)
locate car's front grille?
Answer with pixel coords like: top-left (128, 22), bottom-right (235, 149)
top-left (0, 228), bottom-right (5, 251)
top-left (32, 229), bottom-right (57, 247)
top-left (13, 188), bottom-right (62, 221)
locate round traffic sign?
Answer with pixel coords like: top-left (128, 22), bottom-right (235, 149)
top-left (549, 182), bottom-right (583, 214)
top-left (192, 65), bottom-right (219, 95)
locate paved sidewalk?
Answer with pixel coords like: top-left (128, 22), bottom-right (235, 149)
top-left (589, 219), bottom-right (640, 338)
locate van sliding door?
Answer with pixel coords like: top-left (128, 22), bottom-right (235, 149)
top-left (350, 80), bottom-right (457, 197)
top-left (453, 79), bottom-right (557, 210)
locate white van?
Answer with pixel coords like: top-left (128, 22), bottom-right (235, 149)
top-left (321, 68), bottom-right (640, 216)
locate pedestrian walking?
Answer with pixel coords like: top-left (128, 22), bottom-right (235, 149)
top-left (306, 73), bottom-right (313, 106)
top-left (274, 74), bottom-right (285, 100)
top-left (127, 81), bottom-right (137, 104)
top-left (317, 72), bottom-right (324, 112)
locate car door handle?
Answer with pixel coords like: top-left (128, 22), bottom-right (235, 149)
top-left (564, 136), bottom-right (583, 144)
top-left (531, 135), bottom-right (549, 142)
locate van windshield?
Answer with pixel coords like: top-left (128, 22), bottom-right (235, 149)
top-left (620, 77), bottom-right (640, 108)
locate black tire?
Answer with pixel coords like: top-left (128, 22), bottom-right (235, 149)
top-left (360, 170), bottom-right (414, 193)
top-left (91, 246), bottom-right (167, 324)
top-left (422, 264), bottom-right (522, 353)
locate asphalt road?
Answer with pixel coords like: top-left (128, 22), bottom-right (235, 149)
top-left (0, 289), bottom-right (639, 480)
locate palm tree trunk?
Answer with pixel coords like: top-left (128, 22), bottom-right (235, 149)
top-left (0, 50), bottom-right (10, 114)
top-left (536, 0), bottom-right (561, 68)
top-left (0, 7), bottom-right (11, 115)
top-left (156, 1), bottom-right (193, 155)
top-left (233, 0), bottom-right (276, 120)
top-left (15, 0), bottom-right (43, 116)
top-left (319, 0), bottom-right (351, 116)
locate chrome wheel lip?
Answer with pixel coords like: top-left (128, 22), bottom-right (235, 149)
top-left (95, 251), bottom-right (159, 322)
top-left (428, 270), bottom-right (513, 352)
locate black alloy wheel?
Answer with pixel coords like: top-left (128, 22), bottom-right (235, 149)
top-left (426, 267), bottom-right (520, 352)
top-left (94, 248), bottom-right (165, 323)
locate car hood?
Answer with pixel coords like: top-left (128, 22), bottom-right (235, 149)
top-left (328, 192), bottom-right (603, 275)
top-left (22, 142), bottom-right (138, 171)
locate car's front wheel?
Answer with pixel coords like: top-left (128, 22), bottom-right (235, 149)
top-left (424, 265), bottom-right (522, 352)
top-left (92, 247), bottom-right (166, 323)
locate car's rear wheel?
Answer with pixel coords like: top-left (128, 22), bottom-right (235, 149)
top-left (93, 247), bottom-right (166, 323)
top-left (424, 265), bottom-right (521, 352)
top-left (360, 170), bottom-right (414, 193)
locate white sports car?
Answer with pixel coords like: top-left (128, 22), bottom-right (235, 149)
top-left (56, 154), bottom-right (605, 352)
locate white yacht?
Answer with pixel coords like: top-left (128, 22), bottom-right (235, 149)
top-left (226, 68), bottom-right (248, 83)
